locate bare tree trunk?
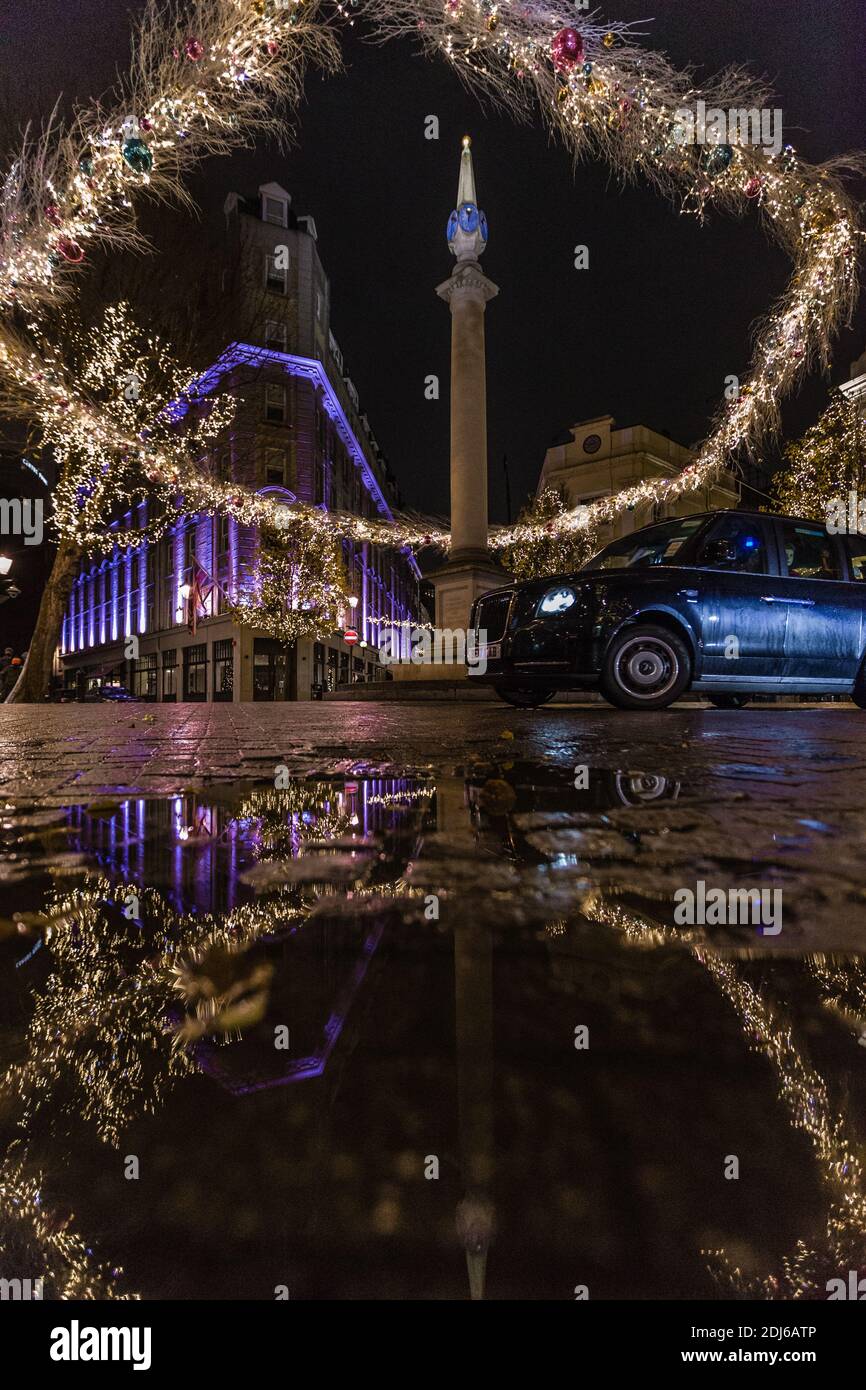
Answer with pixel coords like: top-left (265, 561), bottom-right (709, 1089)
top-left (5, 536), bottom-right (80, 703)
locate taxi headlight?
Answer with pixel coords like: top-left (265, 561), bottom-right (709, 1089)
top-left (538, 586), bottom-right (577, 616)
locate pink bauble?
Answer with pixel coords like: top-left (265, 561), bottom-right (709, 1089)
top-left (267, 41), bottom-right (279, 56)
top-left (184, 38), bottom-right (204, 61)
top-left (44, 203), bottom-right (62, 227)
top-left (57, 237), bottom-right (84, 264)
top-left (551, 27), bottom-right (584, 73)
top-left (744, 176), bottom-right (763, 199)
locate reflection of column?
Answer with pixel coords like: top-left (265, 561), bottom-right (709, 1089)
top-left (438, 779), bottom-right (495, 1300)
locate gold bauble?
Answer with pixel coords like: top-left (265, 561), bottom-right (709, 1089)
top-left (486, 13), bottom-right (498, 31)
top-left (603, 31), bottom-right (616, 49)
top-left (556, 84), bottom-right (569, 106)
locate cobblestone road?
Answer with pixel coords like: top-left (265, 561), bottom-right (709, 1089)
top-left (0, 699), bottom-right (863, 802)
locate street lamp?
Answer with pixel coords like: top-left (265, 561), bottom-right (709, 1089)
top-left (348, 595), bottom-right (358, 610)
top-left (179, 582), bottom-right (191, 599)
top-left (0, 556), bottom-right (11, 576)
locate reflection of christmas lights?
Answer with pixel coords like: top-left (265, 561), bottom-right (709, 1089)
top-left (583, 894), bottom-right (866, 1298)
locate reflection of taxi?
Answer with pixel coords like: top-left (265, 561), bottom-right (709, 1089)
top-left (470, 510), bottom-right (866, 710)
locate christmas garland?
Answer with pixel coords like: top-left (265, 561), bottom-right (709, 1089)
top-left (0, 1), bottom-right (861, 558)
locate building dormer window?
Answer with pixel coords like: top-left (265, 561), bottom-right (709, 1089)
top-left (263, 195), bottom-right (288, 227)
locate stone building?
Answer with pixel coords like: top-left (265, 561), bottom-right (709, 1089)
top-left (536, 414), bottom-right (741, 547)
top-left (58, 181), bottom-right (422, 701)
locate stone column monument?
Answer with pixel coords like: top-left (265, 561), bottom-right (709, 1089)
top-left (431, 137), bottom-right (507, 634)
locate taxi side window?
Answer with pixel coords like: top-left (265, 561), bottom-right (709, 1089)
top-left (780, 522), bottom-right (841, 581)
top-left (841, 535), bottom-right (866, 581)
top-left (697, 517), bottom-right (769, 574)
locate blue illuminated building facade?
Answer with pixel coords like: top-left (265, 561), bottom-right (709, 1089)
top-left (58, 181), bottom-right (422, 701)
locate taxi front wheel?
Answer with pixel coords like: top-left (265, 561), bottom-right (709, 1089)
top-left (600, 625), bottom-right (692, 711)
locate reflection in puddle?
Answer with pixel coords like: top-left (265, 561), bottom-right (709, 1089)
top-left (1, 769), bottom-right (865, 1299)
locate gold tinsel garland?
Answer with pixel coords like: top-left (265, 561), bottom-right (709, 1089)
top-left (0, 0), bottom-right (862, 562)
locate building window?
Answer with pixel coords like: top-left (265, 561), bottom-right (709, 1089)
top-left (216, 513), bottom-right (230, 558)
top-left (183, 643), bottom-right (207, 701)
top-left (265, 319), bottom-right (286, 352)
top-left (315, 290), bottom-right (323, 322)
top-left (162, 650), bottom-right (177, 702)
top-left (265, 383), bottom-right (286, 423)
top-left (184, 526), bottom-right (198, 572)
top-left (265, 253), bottom-right (287, 294)
top-left (264, 449), bottom-right (287, 486)
top-left (263, 195), bottom-right (288, 227)
top-left (133, 653), bottom-right (157, 701)
top-left (213, 639), bottom-right (234, 702)
top-left (313, 642), bottom-right (326, 693)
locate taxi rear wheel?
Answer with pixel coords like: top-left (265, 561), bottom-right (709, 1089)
top-left (494, 686), bottom-right (556, 709)
top-left (600, 624), bottom-right (692, 710)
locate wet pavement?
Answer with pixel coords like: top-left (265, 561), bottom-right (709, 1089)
top-left (1, 703), bottom-right (866, 1299)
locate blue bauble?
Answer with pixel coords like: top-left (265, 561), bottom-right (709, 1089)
top-left (121, 137), bottom-right (153, 175)
top-left (458, 201), bottom-right (479, 233)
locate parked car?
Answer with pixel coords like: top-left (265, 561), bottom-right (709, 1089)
top-left (84, 684), bottom-right (142, 703)
top-left (470, 509), bottom-right (866, 711)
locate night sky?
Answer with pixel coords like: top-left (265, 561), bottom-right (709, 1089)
top-left (2, 1), bottom-right (864, 522)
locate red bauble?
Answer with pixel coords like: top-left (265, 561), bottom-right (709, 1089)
top-left (184, 38), bottom-right (204, 61)
top-left (551, 27), bottom-right (584, 73)
top-left (140, 116), bottom-right (153, 132)
top-left (57, 237), bottom-right (84, 264)
top-left (44, 203), bottom-right (62, 227)
top-left (744, 176), bottom-right (763, 199)
top-left (266, 41), bottom-right (279, 56)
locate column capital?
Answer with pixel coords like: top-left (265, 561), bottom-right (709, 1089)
top-left (436, 261), bottom-right (499, 307)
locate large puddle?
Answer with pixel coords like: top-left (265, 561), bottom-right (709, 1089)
top-left (2, 769), bottom-right (865, 1299)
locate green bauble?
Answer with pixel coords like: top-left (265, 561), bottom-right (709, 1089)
top-left (701, 144), bottom-right (733, 176)
top-left (78, 155), bottom-right (94, 177)
top-left (121, 137), bottom-right (153, 175)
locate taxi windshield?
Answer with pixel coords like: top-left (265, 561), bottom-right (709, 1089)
top-left (583, 518), bottom-right (705, 571)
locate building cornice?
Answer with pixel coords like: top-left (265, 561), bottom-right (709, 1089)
top-left (177, 343), bottom-right (421, 580)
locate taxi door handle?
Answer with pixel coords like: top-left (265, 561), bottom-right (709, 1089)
top-left (761, 595), bottom-right (815, 606)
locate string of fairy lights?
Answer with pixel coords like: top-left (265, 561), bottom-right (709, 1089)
top-left (0, 0), bottom-right (861, 602)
